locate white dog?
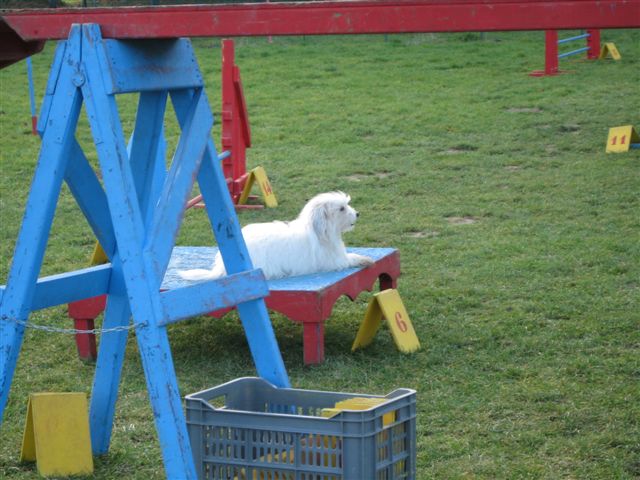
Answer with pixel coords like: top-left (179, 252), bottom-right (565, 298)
top-left (179, 191), bottom-right (374, 281)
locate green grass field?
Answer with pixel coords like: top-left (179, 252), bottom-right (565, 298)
top-left (1, 29), bottom-right (639, 479)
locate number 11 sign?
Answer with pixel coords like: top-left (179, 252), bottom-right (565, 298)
top-left (352, 289), bottom-right (420, 354)
top-left (606, 125), bottom-right (640, 153)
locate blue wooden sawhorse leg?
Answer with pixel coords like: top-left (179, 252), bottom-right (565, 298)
top-left (1, 24), bottom-right (289, 480)
top-left (0, 29), bottom-right (84, 420)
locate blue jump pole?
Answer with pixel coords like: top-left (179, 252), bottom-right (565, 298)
top-left (558, 33), bottom-right (590, 44)
top-left (26, 57), bottom-right (37, 135)
top-left (558, 46), bottom-right (590, 58)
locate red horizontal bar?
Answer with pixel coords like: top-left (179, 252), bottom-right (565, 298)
top-left (2, 0), bottom-right (639, 42)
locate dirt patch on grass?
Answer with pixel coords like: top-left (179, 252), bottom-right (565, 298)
top-left (447, 216), bottom-right (477, 225)
top-left (405, 230), bottom-right (440, 238)
top-left (559, 124), bottom-right (581, 133)
top-left (505, 165), bottom-right (522, 171)
top-left (506, 107), bottom-right (543, 113)
top-left (442, 144), bottom-right (478, 154)
top-left (346, 172), bottom-right (392, 182)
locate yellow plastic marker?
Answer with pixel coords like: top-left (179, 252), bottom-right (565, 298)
top-left (90, 241), bottom-right (109, 265)
top-left (238, 166), bottom-right (278, 207)
top-left (21, 393), bottom-right (94, 476)
top-left (352, 289), bottom-right (420, 353)
top-left (599, 42), bottom-right (621, 60)
top-left (322, 397), bottom-right (397, 426)
top-left (606, 125), bottom-right (640, 153)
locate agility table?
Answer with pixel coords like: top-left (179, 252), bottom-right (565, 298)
top-left (70, 247), bottom-right (401, 365)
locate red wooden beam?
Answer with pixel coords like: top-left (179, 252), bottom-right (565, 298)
top-left (0, 20), bottom-right (44, 69)
top-left (2, 1), bottom-right (639, 42)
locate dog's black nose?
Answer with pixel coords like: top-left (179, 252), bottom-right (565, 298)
top-left (356, 212), bottom-right (360, 217)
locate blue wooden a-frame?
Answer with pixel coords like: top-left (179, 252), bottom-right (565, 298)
top-left (0, 24), bottom-right (289, 478)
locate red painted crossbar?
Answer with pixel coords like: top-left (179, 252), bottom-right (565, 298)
top-left (1, 1), bottom-right (638, 69)
top-left (3, 1), bottom-right (639, 41)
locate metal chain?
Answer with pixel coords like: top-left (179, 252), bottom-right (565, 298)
top-left (1, 315), bottom-right (143, 335)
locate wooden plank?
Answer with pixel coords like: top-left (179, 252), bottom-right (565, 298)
top-left (0, 26), bottom-right (84, 421)
top-left (101, 38), bottom-right (203, 94)
top-left (145, 88), bottom-right (212, 285)
top-left (2, 1), bottom-right (639, 42)
top-left (158, 269), bottom-right (269, 326)
top-left (79, 25), bottom-right (197, 477)
top-left (0, 264), bottom-right (112, 312)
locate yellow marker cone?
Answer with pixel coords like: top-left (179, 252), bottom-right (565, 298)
top-left (352, 289), bottom-right (420, 353)
top-left (21, 393), bottom-right (94, 476)
top-left (238, 166), bottom-right (278, 207)
top-left (599, 42), bottom-right (621, 60)
top-left (606, 125), bottom-right (640, 153)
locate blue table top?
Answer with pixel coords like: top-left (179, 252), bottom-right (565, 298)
top-left (162, 246), bottom-right (397, 292)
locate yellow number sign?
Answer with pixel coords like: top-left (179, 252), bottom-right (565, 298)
top-left (352, 289), bottom-right (420, 353)
top-left (21, 393), bottom-right (94, 476)
top-left (238, 166), bottom-right (278, 207)
top-left (599, 42), bottom-right (621, 61)
top-left (606, 125), bottom-right (640, 153)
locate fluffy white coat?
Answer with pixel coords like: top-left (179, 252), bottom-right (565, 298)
top-left (179, 191), bottom-right (373, 281)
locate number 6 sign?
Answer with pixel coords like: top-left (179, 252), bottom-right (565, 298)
top-left (352, 289), bottom-right (420, 353)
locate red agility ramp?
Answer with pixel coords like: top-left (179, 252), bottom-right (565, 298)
top-left (1, 0), bottom-right (639, 68)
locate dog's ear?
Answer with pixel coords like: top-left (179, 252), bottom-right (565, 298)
top-left (311, 202), bottom-right (330, 242)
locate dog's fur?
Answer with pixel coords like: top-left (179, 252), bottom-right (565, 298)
top-left (179, 191), bottom-right (374, 281)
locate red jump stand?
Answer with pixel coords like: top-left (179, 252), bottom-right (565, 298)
top-left (530, 29), bottom-right (600, 77)
top-left (187, 39), bottom-right (260, 210)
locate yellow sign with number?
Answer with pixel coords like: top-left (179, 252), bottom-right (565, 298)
top-left (238, 166), bottom-right (278, 207)
top-left (606, 125), bottom-right (639, 153)
top-left (599, 42), bottom-right (621, 61)
top-left (352, 289), bottom-right (420, 353)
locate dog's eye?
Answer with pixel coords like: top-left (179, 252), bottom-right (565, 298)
top-left (340, 206), bottom-right (345, 211)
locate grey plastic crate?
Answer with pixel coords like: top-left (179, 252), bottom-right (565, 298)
top-left (185, 377), bottom-right (416, 480)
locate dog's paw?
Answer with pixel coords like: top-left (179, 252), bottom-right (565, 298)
top-left (347, 253), bottom-right (375, 268)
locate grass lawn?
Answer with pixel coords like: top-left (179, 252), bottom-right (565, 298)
top-left (1, 29), bottom-right (639, 479)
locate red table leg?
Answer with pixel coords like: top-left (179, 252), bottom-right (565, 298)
top-left (302, 321), bottom-right (324, 365)
top-left (73, 318), bottom-right (97, 362)
top-left (68, 295), bottom-right (105, 362)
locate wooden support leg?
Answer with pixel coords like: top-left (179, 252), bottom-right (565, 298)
top-left (0, 31), bottom-right (83, 419)
top-left (88, 280), bottom-right (130, 455)
top-left (303, 321), bottom-right (325, 365)
top-left (379, 273), bottom-right (397, 291)
top-left (73, 318), bottom-right (97, 362)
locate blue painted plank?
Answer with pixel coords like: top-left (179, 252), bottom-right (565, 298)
top-left (36, 40), bottom-right (66, 135)
top-left (65, 139), bottom-right (116, 256)
top-left (0, 25), bottom-right (84, 421)
top-left (129, 90), bottom-right (168, 227)
top-left (0, 264), bottom-right (112, 311)
top-left (82, 29), bottom-right (147, 267)
top-left (26, 57), bottom-right (36, 118)
top-left (163, 246), bottom-right (397, 292)
top-left (80, 25), bottom-right (197, 478)
top-left (145, 88), bottom-right (213, 286)
top-left (196, 135), bottom-right (290, 389)
top-left (89, 255), bottom-right (131, 455)
top-left (101, 38), bottom-right (203, 94)
top-left (159, 269), bottom-right (269, 326)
